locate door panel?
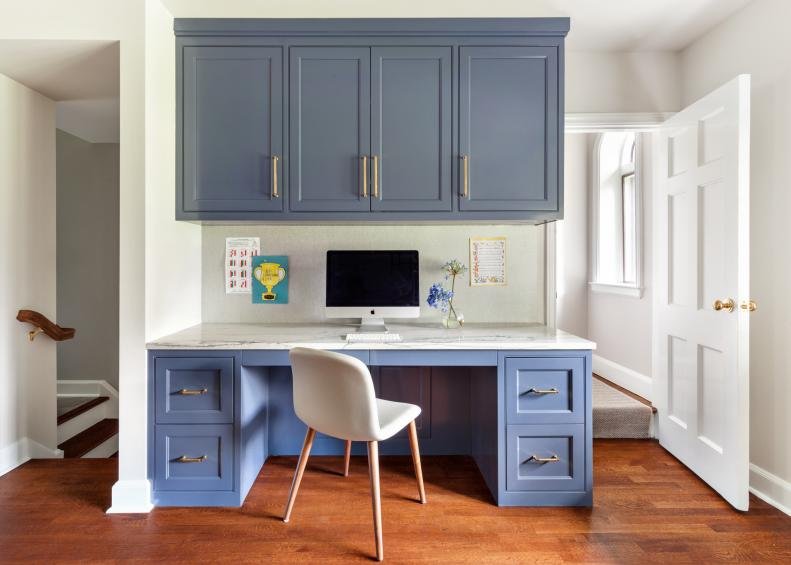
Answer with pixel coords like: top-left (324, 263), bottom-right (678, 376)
top-left (371, 47), bottom-right (452, 212)
top-left (289, 47), bottom-right (371, 212)
top-left (654, 75), bottom-right (750, 510)
top-left (182, 46), bottom-right (283, 212)
top-left (459, 46), bottom-right (558, 211)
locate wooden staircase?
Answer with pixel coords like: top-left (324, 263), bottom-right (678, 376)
top-left (56, 393), bottom-right (118, 458)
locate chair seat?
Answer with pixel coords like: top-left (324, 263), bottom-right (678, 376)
top-left (376, 399), bottom-right (421, 441)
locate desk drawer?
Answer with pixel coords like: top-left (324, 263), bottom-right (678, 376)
top-left (505, 356), bottom-right (584, 424)
top-left (155, 357), bottom-right (234, 424)
top-left (506, 424), bottom-right (584, 492)
top-left (154, 424), bottom-right (234, 491)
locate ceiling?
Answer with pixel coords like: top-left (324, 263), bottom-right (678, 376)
top-left (160, 0), bottom-right (753, 51)
top-left (0, 39), bottom-right (119, 142)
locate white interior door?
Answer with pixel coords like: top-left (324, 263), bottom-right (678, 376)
top-left (653, 75), bottom-right (751, 510)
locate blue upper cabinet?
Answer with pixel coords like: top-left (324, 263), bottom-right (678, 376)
top-left (175, 19), bottom-right (568, 222)
top-left (459, 46), bottom-right (559, 212)
top-left (371, 47), bottom-right (452, 212)
top-left (180, 46), bottom-right (283, 216)
top-left (289, 47), bottom-right (371, 213)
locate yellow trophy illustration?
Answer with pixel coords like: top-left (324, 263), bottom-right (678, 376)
top-left (253, 261), bottom-right (287, 302)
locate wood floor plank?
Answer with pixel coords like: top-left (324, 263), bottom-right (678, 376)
top-left (0, 440), bottom-right (789, 563)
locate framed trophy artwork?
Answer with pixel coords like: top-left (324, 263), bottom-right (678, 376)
top-left (252, 256), bottom-right (289, 304)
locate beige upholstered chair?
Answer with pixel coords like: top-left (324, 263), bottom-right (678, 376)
top-left (284, 347), bottom-right (427, 561)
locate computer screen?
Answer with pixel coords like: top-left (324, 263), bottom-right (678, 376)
top-left (326, 250), bottom-right (419, 307)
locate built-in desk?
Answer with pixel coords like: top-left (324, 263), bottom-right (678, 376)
top-left (146, 323), bottom-right (595, 508)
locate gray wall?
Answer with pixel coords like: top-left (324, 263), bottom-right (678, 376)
top-left (202, 224), bottom-right (546, 325)
top-left (56, 129), bottom-right (119, 388)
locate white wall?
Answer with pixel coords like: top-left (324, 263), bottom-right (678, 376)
top-left (0, 74), bottom-right (59, 474)
top-left (555, 133), bottom-right (589, 338)
top-left (566, 51), bottom-right (681, 113)
top-left (0, 0), bottom-right (149, 511)
top-left (587, 134), bottom-right (653, 399)
top-left (681, 0), bottom-right (791, 513)
top-left (56, 130), bottom-right (120, 388)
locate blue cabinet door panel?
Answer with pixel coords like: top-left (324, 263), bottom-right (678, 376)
top-left (289, 47), bottom-right (371, 212)
top-left (459, 46), bottom-right (559, 212)
top-left (182, 46), bottom-right (284, 212)
top-left (155, 424), bottom-right (234, 491)
top-left (505, 356), bottom-right (584, 424)
top-left (155, 357), bottom-right (234, 424)
top-left (371, 47), bottom-right (452, 212)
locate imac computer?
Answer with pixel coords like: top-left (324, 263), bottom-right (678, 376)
top-left (326, 250), bottom-right (419, 334)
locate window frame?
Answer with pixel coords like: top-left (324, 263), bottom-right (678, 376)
top-left (589, 132), bottom-right (644, 298)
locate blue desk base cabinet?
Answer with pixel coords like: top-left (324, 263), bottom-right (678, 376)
top-left (147, 349), bottom-right (592, 508)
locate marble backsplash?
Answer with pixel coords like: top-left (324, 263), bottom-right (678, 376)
top-left (201, 224), bottom-right (546, 325)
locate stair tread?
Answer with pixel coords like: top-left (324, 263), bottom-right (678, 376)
top-left (57, 396), bottom-right (110, 425)
top-left (58, 418), bottom-right (118, 458)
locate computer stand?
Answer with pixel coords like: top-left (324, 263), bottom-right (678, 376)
top-left (357, 318), bottom-right (388, 333)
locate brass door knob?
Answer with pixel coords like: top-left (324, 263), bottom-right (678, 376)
top-left (713, 298), bottom-right (735, 312)
top-left (740, 300), bottom-right (757, 312)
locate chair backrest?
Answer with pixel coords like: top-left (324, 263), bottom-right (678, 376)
top-left (289, 347), bottom-right (380, 441)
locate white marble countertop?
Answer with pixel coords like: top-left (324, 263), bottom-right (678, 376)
top-left (146, 322), bottom-right (596, 351)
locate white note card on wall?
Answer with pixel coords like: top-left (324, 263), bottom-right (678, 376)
top-left (225, 237), bottom-right (260, 294)
top-left (470, 236), bottom-right (507, 286)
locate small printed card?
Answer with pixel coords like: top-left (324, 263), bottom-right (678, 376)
top-left (470, 236), bottom-right (507, 286)
top-left (252, 255), bottom-right (289, 304)
top-left (225, 237), bottom-right (260, 294)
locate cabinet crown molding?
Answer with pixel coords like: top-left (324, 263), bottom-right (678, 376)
top-left (174, 17), bottom-right (571, 37)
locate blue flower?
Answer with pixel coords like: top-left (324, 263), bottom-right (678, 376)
top-left (426, 282), bottom-right (454, 313)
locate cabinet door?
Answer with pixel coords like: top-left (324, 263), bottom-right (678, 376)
top-left (371, 47), bottom-right (452, 212)
top-left (459, 46), bottom-right (559, 212)
top-left (289, 47), bottom-right (371, 212)
top-left (182, 46), bottom-right (283, 213)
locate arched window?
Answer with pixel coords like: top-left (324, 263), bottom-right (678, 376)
top-left (591, 132), bottom-right (642, 295)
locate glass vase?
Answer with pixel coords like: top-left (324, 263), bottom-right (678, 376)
top-left (442, 307), bottom-right (463, 329)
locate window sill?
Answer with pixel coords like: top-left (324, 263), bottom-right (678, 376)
top-left (589, 282), bottom-right (644, 298)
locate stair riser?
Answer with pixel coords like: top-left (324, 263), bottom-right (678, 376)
top-left (82, 435), bottom-right (118, 459)
top-left (58, 402), bottom-right (109, 444)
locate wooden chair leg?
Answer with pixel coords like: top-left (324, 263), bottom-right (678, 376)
top-left (367, 441), bottom-right (384, 562)
top-left (343, 439), bottom-right (352, 477)
top-left (407, 420), bottom-right (427, 504)
top-left (283, 427), bottom-right (316, 523)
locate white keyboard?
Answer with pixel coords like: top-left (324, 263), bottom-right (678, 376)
top-left (345, 332), bottom-right (403, 343)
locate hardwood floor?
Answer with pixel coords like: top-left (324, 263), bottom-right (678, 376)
top-left (1, 440), bottom-right (789, 563)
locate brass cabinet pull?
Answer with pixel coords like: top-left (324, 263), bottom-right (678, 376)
top-left (176, 455), bottom-right (207, 463)
top-left (713, 298), bottom-right (735, 312)
top-left (177, 388), bottom-right (208, 396)
top-left (460, 155), bottom-right (469, 198)
top-left (271, 155), bottom-right (280, 198)
top-left (360, 155), bottom-right (368, 198)
top-left (740, 300), bottom-right (757, 312)
top-left (524, 387), bottom-right (560, 395)
top-left (372, 155), bottom-right (380, 199)
top-left (527, 454), bottom-right (560, 463)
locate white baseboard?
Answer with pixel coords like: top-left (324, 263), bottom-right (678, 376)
top-left (750, 464), bottom-right (791, 516)
top-left (107, 479), bottom-right (154, 514)
top-left (592, 354), bottom-right (652, 402)
top-left (0, 438), bottom-right (64, 477)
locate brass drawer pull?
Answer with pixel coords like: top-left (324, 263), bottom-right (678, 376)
top-left (271, 155), bottom-right (280, 198)
top-left (176, 455), bottom-right (207, 463)
top-left (177, 388), bottom-right (208, 396)
top-left (460, 155), bottom-right (469, 198)
top-left (527, 454), bottom-right (560, 463)
top-left (360, 155), bottom-right (368, 198)
top-left (524, 387), bottom-right (560, 395)
top-left (372, 154), bottom-right (380, 199)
